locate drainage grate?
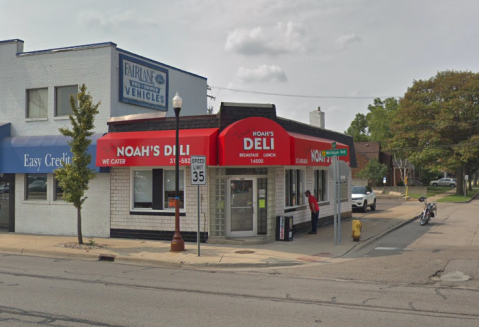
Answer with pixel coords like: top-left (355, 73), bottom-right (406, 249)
top-left (235, 250), bottom-right (255, 254)
top-left (98, 254), bottom-right (116, 262)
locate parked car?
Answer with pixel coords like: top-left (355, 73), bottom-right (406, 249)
top-left (28, 180), bottom-right (47, 192)
top-left (351, 186), bottom-right (377, 212)
top-left (0, 183), bottom-right (8, 194)
top-left (429, 178), bottom-right (456, 188)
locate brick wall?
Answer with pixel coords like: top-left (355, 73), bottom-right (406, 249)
top-left (110, 167), bottom-right (209, 233)
top-left (15, 173), bottom-right (110, 237)
top-left (274, 166), bottom-right (352, 234)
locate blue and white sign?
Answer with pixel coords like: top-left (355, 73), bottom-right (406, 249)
top-left (0, 134), bottom-right (103, 173)
top-left (119, 54), bottom-right (169, 111)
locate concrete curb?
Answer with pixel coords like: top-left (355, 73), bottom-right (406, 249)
top-left (0, 246), bottom-right (309, 269)
top-left (340, 214), bottom-right (419, 256)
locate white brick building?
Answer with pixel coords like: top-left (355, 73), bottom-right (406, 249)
top-left (95, 103), bottom-right (356, 244)
top-left (0, 39), bottom-right (208, 236)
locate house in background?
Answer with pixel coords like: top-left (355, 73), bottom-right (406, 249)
top-left (351, 142), bottom-right (394, 186)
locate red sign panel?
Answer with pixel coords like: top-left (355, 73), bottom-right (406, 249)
top-left (96, 128), bottom-right (219, 167)
top-left (218, 117), bottom-right (290, 166)
top-left (290, 132), bottom-right (350, 166)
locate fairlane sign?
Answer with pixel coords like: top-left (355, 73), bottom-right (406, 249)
top-left (119, 54), bottom-right (168, 110)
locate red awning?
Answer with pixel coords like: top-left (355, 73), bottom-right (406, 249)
top-left (289, 132), bottom-right (350, 166)
top-left (96, 128), bottom-right (219, 167)
top-left (218, 117), bottom-right (291, 166)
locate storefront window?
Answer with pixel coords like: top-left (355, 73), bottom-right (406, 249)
top-left (285, 170), bottom-right (291, 206)
top-left (313, 170), bottom-right (327, 202)
top-left (285, 169), bottom-right (304, 207)
top-left (134, 170), bottom-right (152, 208)
top-left (132, 169), bottom-right (184, 210)
top-left (164, 170), bottom-right (184, 209)
top-left (26, 173), bottom-right (47, 200)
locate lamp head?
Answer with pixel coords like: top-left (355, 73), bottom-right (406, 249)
top-left (173, 92), bottom-right (182, 118)
top-left (173, 92), bottom-right (182, 109)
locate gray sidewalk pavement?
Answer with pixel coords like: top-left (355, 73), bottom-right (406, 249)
top-left (0, 192), bottom-right (453, 269)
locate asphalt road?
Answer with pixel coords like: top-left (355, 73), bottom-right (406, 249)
top-left (1, 198), bottom-right (478, 326)
top-left (352, 197), bottom-right (407, 217)
top-left (1, 252), bottom-right (479, 327)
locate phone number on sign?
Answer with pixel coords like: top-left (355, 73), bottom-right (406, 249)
top-left (169, 158), bottom-right (191, 164)
top-left (295, 158), bottom-right (308, 164)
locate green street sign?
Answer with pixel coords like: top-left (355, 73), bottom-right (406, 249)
top-left (321, 149), bottom-right (348, 157)
top-left (331, 142), bottom-right (337, 150)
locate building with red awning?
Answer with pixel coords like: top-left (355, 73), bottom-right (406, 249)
top-left (98, 103), bottom-right (356, 244)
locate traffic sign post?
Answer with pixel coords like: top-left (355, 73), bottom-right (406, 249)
top-left (191, 156), bottom-right (206, 256)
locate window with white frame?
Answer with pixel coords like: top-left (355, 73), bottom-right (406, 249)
top-left (132, 169), bottom-right (185, 210)
top-left (313, 169), bottom-right (327, 202)
top-left (27, 88), bottom-right (48, 118)
top-left (285, 169), bottom-right (305, 207)
top-left (55, 85), bottom-right (78, 116)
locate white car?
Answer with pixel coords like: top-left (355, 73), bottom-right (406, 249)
top-left (351, 186), bottom-right (377, 212)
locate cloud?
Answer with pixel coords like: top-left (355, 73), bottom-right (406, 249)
top-left (77, 10), bottom-right (159, 31)
top-left (335, 33), bottom-right (361, 50)
top-left (237, 65), bottom-right (287, 83)
top-left (225, 22), bottom-right (309, 56)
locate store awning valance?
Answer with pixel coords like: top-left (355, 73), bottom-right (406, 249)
top-left (289, 132), bottom-right (350, 166)
top-left (218, 117), bottom-right (291, 166)
top-left (0, 133), bottom-right (104, 173)
top-left (96, 128), bottom-right (219, 167)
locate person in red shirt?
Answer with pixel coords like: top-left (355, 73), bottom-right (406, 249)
top-left (305, 190), bottom-right (320, 234)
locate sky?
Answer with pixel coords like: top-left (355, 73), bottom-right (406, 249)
top-left (1, 0), bottom-right (479, 134)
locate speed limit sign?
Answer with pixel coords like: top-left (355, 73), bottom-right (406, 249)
top-left (191, 155), bottom-right (206, 185)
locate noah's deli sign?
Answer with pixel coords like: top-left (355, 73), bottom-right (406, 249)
top-left (219, 117), bottom-right (291, 166)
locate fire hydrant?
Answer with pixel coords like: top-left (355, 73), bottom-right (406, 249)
top-left (352, 219), bottom-right (362, 241)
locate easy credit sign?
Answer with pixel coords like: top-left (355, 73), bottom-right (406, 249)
top-left (191, 155), bottom-right (206, 185)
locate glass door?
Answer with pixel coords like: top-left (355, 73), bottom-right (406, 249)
top-left (228, 178), bottom-right (256, 237)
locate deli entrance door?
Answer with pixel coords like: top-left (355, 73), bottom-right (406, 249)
top-left (227, 178), bottom-right (257, 237)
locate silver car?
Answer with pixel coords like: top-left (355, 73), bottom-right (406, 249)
top-left (429, 178), bottom-right (456, 188)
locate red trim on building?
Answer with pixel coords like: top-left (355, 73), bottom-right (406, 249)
top-left (96, 128), bottom-right (219, 167)
top-left (289, 132), bottom-right (351, 167)
top-left (218, 117), bottom-right (291, 166)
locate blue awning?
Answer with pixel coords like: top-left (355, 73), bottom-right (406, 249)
top-left (0, 133), bottom-right (106, 173)
top-left (0, 123), bottom-right (11, 140)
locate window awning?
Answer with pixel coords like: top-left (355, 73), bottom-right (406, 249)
top-left (0, 133), bottom-right (104, 173)
top-left (289, 132), bottom-right (351, 166)
top-left (96, 128), bottom-right (219, 167)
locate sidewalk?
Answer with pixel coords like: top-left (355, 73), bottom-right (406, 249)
top-left (0, 192), bottom-right (451, 269)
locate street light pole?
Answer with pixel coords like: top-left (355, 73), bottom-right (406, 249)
top-left (171, 92), bottom-right (185, 252)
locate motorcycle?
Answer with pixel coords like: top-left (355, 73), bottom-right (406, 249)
top-left (418, 196), bottom-right (437, 226)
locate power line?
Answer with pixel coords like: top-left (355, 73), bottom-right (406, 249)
top-left (209, 86), bottom-right (401, 100)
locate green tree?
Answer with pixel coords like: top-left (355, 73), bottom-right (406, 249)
top-left (345, 113), bottom-right (370, 141)
top-left (390, 71), bottom-right (479, 195)
top-left (55, 84), bottom-right (100, 244)
top-left (356, 158), bottom-right (389, 186)
top-left (345, 98), bottom-right (399, 145)
top-left (367, 97), bottom-right (398, 146)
